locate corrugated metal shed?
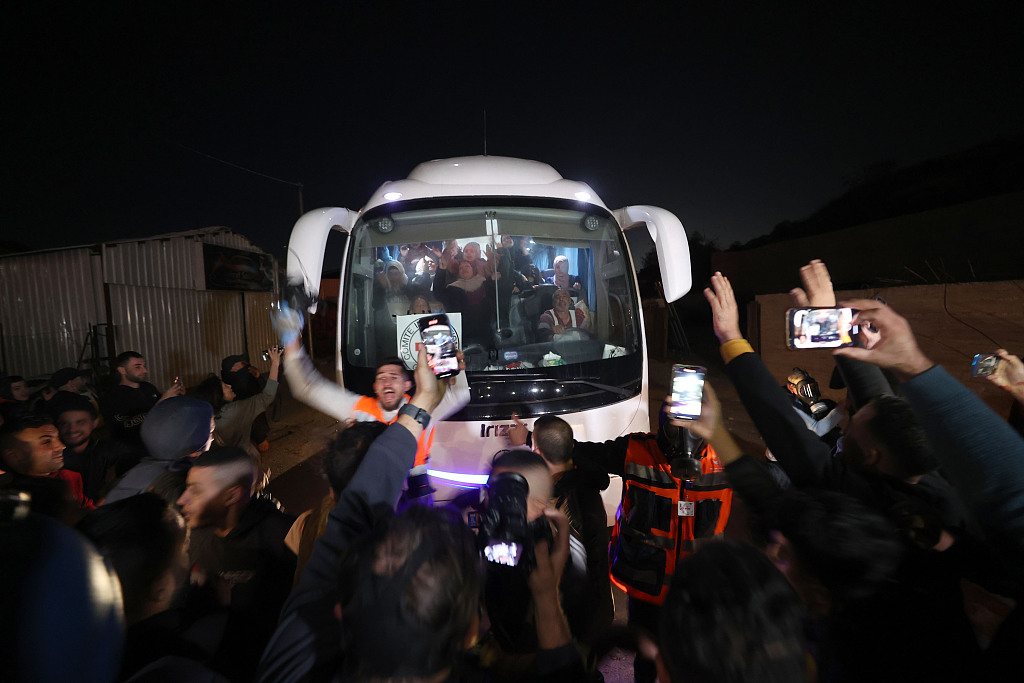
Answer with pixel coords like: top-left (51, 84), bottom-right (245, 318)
top-left (0, 228), bottom-right (278, 390)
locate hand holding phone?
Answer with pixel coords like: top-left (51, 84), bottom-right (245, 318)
top-left (669, 364), bottom-right (706, 420)
top-left (417, 314), bottom-right (460, 379)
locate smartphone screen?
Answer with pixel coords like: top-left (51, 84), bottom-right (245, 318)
top-left (483, 540), bottom-right (522, 567)
top-left (418, 315), bottom-right (460, 379)
top-left (670, 364), bottom-right (705, 421)
top-left (786, 307), bottom-right (858, 349)
top-left (971, 353), bottom-right (999, 378)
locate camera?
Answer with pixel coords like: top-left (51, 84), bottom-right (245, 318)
top-left (477, 471), bottom-right (553, 569)
top-left (260, 346), bottom-right (283, 362)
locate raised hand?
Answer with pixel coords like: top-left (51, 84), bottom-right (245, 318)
top-left (790, 259), bottom-right (836, 307)
top-left (703, 271), bottom-right (742, 343)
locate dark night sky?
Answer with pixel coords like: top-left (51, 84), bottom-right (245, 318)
top-left (4, 2), bottom-right (1023, 260)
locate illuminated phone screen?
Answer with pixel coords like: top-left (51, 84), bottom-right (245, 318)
top-left (670, 365), bottom-right (705, 420)
top-left (787, 308), bottom-right (858, 349)
top-left (422, 323), bottom-right (459, 376)
top-left (484, 540), bottom-right (522, 566)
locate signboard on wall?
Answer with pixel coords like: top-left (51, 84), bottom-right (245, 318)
top-left (203, 245), bottom-right (275, 292)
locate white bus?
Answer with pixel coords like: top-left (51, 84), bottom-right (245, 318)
top-left (286, 156), bottom-right (692, 511)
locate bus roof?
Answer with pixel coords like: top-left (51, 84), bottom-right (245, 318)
top-left (361, 155), bottom-right (610, 213)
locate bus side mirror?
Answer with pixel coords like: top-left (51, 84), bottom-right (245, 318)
top-left (615, 205), bottom-right (692, 303)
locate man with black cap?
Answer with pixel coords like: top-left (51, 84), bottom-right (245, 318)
top-left (50, 367), bottom-right (89, 395)
top-left (52, 392), bottom-right (133, 501)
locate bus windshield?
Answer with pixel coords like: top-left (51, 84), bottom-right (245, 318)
top-left (342, 202), bottom-right (644, 416)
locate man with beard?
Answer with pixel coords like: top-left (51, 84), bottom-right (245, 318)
top-left (283, 329), bottom-right (469, 498)
top-left (0, 412), bottom-right (96, 515)
top-left (101, 350), bottom-right (183, 457)
top-left (177, 446), bottom-right (295, 682)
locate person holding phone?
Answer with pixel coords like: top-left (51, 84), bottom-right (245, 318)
top-left (705, 267), bottom-right (989, 681)
top-left (279, 310), bottom-right (470, 499)
top-left (259, 344), bottom-right (586, 683)
top-left (509, 398), bottom-right (733, 683)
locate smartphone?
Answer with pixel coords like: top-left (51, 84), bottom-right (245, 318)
top-left (418, 314), bottom-right (460, 379)
top-left (786, 307), bottom-right (859, 349)
top-left (971, 353), bottom-right (999, 378)
top-left (670, 364), bottom-right (705, 421)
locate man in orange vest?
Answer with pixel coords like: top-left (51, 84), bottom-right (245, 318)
top-left (571, 412), bottom-right (733, 683)
top-left (509, 407), bottom-right (733, 682)
top-left (283, 338), bottom-right (470, 498)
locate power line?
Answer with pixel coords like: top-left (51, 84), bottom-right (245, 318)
top-left (170, 140), bottom-right (303, 188)
top-left (168, 139), bottom-right (304, 214)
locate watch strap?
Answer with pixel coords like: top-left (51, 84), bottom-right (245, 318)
top-left (398, 403), bottom-right (431, 429)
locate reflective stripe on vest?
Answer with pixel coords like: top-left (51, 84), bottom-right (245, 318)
top-left (610, 438), bottom-right (733, 606)
top-left (623, 461), bottom-right (677, 489)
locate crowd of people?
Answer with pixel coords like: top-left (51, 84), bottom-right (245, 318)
top-left (2, 258), bottom-right (1023, 682)
top-left (371, 237), bottom-right (591, 347)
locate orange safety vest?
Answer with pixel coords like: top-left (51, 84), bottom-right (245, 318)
top-left (609, 435), bottom-right (732, 605)
top-left (351, 395), bottom-right (434, 471)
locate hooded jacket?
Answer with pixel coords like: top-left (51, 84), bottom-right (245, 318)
top-left (104, 396), bottom-right (213, 504)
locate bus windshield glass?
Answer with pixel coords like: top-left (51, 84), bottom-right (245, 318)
top-left (343, 203), bottom-right (643, 411)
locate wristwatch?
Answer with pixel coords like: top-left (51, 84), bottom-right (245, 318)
top-left (398, 403), bottom-right (431, 429)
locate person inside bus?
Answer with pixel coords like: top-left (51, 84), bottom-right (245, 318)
top-left (372, 259), bottom-right (411, 318)
top-left (503, 234), bottom-right (534, 276)
top-left (400, 242), bottom-right (434, 275)
top-left (434, 260), bottom-right (494, 344)
top-left (548, 255), bottom-right (584, 299)
top-left (462, 240), bottom-right (492, 278)
top-left (407, 252), bottom-right (439, 297)
top-left (407, 294), bottom-right (440, 316)
top-left (537, 289), bottom-right (590, 342)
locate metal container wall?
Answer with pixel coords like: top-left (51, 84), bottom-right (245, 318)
top-left (101, 227), bottom-right (263, 289)
top-left (106, 286), bottom-right (279, 390)
top-left (107, 285), bottom-right (247, 389)
top-left (0, 248), bottom-right (102, 378)
top-left (0, 228), bottom-right (277, 385)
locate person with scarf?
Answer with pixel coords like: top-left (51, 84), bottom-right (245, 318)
top-left (373, 259), bottom-right (411, 318)
top-left (434, 260), bottom-right (495, 343)
top-left (549, 255), bottom-right (583, 294)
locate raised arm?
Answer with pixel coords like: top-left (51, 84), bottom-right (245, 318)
top-left (259, 346), bottom-right (452, 683)
top-left (791, 259), bottom-right (892, 409)
top-left (706, 271), bottom-right (835, 486)
top-left (668, 382), bottom-right (785, 541)
top-left (282, 342), bottom-right (360, 421)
